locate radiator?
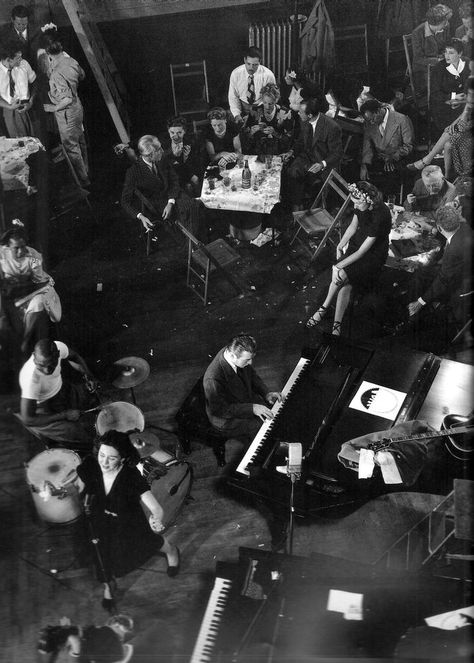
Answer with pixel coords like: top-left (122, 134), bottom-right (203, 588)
top-left (248, 20), bottom-right (298, 83)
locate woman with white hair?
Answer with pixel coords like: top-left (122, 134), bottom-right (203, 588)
top-left (245, 83), bottom-right (293, 155)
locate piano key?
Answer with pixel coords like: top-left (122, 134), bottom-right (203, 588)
top-left (236, 358), bottom-right (311, 475)
top-left (190, 577), bottom-right (232, 663)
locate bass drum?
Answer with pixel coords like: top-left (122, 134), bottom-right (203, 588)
top-left (140, 448), bottom-right (192, 530)
top-left (95, 401), bottom-right (145, 435)
top-left (26, 449), bottom-right (82, 523)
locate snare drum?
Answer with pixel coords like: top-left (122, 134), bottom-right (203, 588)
top-left (26, 449), bottom-right (82, 523)
top-left (140, 448), bottom-right (192, 529)
top-left (95, 401), bottom-right (145, 436)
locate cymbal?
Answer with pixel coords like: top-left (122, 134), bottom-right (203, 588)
top-left (112, 356), bottom-right (150, 388)
top-left (129, 430), bottom-right (161, 458)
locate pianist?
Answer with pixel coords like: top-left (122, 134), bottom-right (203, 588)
top-left (203, 334), bottom-right (281, 439)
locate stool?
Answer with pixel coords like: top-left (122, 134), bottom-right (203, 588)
top-left (175, 376), bottom-right (229, 466)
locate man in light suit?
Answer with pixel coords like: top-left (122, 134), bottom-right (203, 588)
top-left (359, 98), bottom-right (414, 198)
top-left (121, 134), bottom-right (201, 240)
top-left (284, 97), bottom-right (343, 208)
top-left (408, 205), bottom-right (472, 322)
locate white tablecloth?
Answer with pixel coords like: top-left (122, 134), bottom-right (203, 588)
top-left (200, 155), bottom-right (282, 215)
top-left (0, 136), bottom-right (44, 191)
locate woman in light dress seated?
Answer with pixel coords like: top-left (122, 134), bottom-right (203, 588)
top-left (0, 220), bottom-right (61, 354)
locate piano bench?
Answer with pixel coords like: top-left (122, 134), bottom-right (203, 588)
top-left (175, 377), bottom-right (229, 464)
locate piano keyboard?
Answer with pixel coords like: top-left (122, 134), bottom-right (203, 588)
top-left (236, 358), bottom-right (311, 475)
top-left (190, 576), bottom-right (232, 663)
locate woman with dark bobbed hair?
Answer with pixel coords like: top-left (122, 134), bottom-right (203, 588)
top-left (76, 431), bottom-right (180, 607)
top-left (430, 38), bottom-right (470, 132)
top-left (306, 181), bottom-right (391, 335)
top-left (204, 107), bottom-right (242, 167)
top-left (283, 65), bottom-right (322, 112)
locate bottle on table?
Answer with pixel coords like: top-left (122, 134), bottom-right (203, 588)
top-left (242, 159), bottom-right (251, 189)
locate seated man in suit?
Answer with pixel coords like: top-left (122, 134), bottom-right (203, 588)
top-left (408, 205), bottom-right (472, 324)
top-left (359, 99), bottom-right (414, 197)
top-left (203, 334), bottom-right (281, 441)
top-left (121, 134), bottom-right (201, 240)
top-left (162, 116), bottom-right (203, 197)
top-left (404, 165), bottom-right (457, 221)
top-left (283, 96), bottom-right (343, 209)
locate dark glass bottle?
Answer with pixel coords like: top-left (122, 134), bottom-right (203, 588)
top-left (241, 159), bottom-right (251, 189)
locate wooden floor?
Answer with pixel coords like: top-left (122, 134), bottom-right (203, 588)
top-left (0, 148), bottom-right (472, 662)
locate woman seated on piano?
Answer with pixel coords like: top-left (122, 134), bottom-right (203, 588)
top-left (306, 181), bottom-right (392, 336)
top-left (0, 219), bottom-right (60, 355)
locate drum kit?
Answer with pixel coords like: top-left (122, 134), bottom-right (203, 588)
top-left (25, 356), bottom-right (193, 529)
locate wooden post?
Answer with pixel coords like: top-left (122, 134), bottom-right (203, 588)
top-left (60, 0), bottom-right (130, 143)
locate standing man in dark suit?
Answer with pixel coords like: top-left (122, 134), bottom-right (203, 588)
top-left (203, 334), bottom-right (281, 440)
top-left (0, 5), bottom-right (37, 68)
top-left (408, 205), bottom-right (472, 322)
top-left (121, 134), bottom-right (201, 238)
top-left (284, 97), bottom-right (343, 209)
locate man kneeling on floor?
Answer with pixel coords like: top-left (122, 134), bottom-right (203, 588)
top-left (19, 338), bottom-right (97, 450)
top-left (203, 333), bottom-right (281, 441)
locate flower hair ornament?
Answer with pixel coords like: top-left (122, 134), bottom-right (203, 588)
top-left (12, 218), bottom-right (25, 227)
top-left (348, 183), bottom-right (374, 207)
top-left (287, 70), bottom-right (297, 79)
top-left (41, 23), bottom-right (57, 33)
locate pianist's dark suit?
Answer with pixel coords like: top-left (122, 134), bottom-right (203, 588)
top-left (203, 348), bottom-right (269, 438)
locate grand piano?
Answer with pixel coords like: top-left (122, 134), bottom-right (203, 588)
top-left (227, 335), bottom-right (471, 516)
top-left (189, 546), bottom-right (467, 662)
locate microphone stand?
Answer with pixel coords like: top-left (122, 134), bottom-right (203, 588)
top-left (286, 468), bottom-right (300, 556)
top-left (83, 494), bottom-right (117, 614)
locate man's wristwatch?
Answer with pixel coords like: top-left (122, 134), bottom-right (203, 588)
top-left (167, 199), bottom-right (175, 205)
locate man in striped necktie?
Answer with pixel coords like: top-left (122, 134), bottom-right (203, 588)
top-left (228, 46), bottom-right (276, 126)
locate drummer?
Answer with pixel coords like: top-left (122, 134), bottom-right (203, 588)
top-left (75, 431), bottom-right (180, 607)
top-left (19, 338), bottom-right (97, 450)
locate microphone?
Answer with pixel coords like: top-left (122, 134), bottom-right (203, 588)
top-left (276, 442), bottom-right (302, 478)
top-left (287, 442), bottom-right (302, 475)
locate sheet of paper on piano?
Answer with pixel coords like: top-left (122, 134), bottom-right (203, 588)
top-left (327, 589), bottom-right (364, 620)
top-left (349, 380), bottom-right (407, 421)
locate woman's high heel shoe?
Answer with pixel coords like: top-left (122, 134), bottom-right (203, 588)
top-left (167, 547), bottom-right (180, 577)
top-left (332, 321), bottom-right (342, 336)
top-left (306, 306), bottom-right (327, 328)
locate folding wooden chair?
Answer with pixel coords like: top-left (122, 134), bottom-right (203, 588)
top-left (170, 60), bottom-right (209, 118)
top-left (176, 221), bottom-right (241, 305)
top-left (290, 169), bottom-right (352, 264)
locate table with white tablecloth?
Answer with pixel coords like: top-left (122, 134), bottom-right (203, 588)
top-left (200, 155), bottom-right (283, 241)
top-left (0, 136), bottom-right (44, 191)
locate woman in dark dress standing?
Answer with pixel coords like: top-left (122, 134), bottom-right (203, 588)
top-left (306, 181), bottom-right (391, 335)
top-left (76, 431), bottom-right (180, 607)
